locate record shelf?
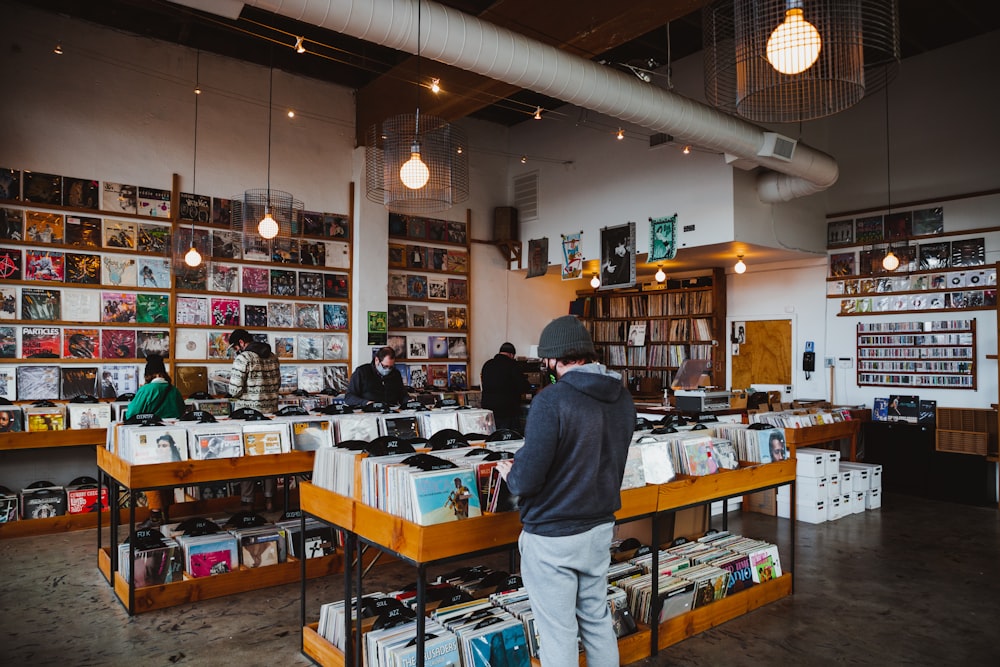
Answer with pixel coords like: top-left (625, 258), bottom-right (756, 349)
top-left (298, 458), bottom-right (796, 667)
top-left (0, 428), bottom-right (108, 538)
top-left (95, 447), bottom-right (340, 615)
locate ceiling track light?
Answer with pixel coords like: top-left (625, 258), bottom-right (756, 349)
top-left (287, 109), bottom-right (295, 118)
top-left (194, 84), bottom-right (202, 95)
top-left (294, 36), bottom-right (306, 54)
top-left (616, 128), bottom-right (624, 140)
top-left (534, 106), bottom-right (542, 120)
top-left (734, 255), bottom-right (747, 274)
top-left (683, 145), bottom-right (691, 155)
top-left (53, 43), bottom-right (63, 55)
top-left (590, 273), bottom-right (601, 289)
top-left (430, 78), bottom-right (441, 93)
top-left (520, 155), bottom-right (527, 164)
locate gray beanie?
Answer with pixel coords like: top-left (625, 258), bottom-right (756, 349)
top-left (537, 315), bottom-right (596, 359)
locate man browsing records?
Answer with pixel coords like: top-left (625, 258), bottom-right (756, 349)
top-left (344, 346), bottom-right (408, 407)
top-left (480, 341), bottom-right (529, 432)
top-left (495, 315), bottom-right (635, 667)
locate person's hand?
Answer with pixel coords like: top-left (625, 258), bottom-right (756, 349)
top-left (494, 459), bottom-right (513, 481)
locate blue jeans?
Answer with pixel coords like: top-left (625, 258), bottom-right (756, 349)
top-left (518, 522), bottom-right (618, 667)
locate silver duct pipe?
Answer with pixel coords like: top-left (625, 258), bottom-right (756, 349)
top-left (244, 0), bottom-right (839, 202)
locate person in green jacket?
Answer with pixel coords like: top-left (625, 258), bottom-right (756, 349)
top-left (125, 354), bottom-right (186, 525)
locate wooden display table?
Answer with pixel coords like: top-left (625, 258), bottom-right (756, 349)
top-left (784, 420), bottom-right (862, 461)
top-left (96, 447), bottom-right (336, 615)
top-left (0, 429), bottom-right (108, 539)
top-left (299, 460), bottom-right (796, 667)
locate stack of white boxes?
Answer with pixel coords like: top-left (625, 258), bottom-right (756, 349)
top-left (777, 448), bottom-right (883, 522)
top-left (840, 460), bottom-right (883, 511)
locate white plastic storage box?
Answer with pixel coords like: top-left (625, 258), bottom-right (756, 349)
top-left (795, 450), bottom-right (826, 477)
top-left (797, 498), bottom-right (827, 524)
top-left (865, 487), bottom-right (882, 509)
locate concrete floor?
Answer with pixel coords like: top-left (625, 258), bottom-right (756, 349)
top-left (1, 494), bottom-right (998, 666)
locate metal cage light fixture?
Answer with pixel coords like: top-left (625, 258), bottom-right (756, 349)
top-left (234, 62), bottom-right (300, 242)
top-left (704, 0), bottom-right (900, 123)
top-left (365, 0), bottom-right (469, 213)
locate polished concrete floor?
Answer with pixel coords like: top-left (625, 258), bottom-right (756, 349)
top-left (1, 493), bottom-right (998, 666)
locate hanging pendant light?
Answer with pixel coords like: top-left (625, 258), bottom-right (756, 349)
top-left (365, 0), bottom-right (469, 213)
top-left (590, 273), bottom-right (601, 289)
top-left (654, 265), bottom-right (666, 283)
top-left (234, 59), bottom-right (301, 243)
top-left (177, 51), bottom-right (203, 269)
top-left (703, 0), bottom-right (900, 123)
top-left (734, 255), bottom-right (747, 274)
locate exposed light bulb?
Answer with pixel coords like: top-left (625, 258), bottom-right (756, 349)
top-left (400, 144), bottom-right (429, 190)
top-left (287, 109), bottom-right (295, 118)
top-left (520, 155), bottom-right (527, 164)
top-left (456, 146), bottom-right (463, 154)
top-left (534, 106), bottom-right (542, 120)
top-left (683, 145), bottom-right (691, 155)
top-left (882, 250), bottom-right (900, 271)
top-left (54, 44), bottom-right (63, 55)
top-left (294, 36), bottom-right (306, 54)
top-left (616, 128), bottom-right (624, 141)
top-left (590, 273), bottom-right (601, 289)
top-left (655, 266), bottom-right (666, 283)
top-left (430, 78), bottom-right (441, 93)
top-left (258, 210), bottom-right (279, 239)
top-left (734, 255), bottom-right (747, 274)
top-left (766, 6), bottom-right (822, 75)
top-left (184, 243), bottom-right (202, 267)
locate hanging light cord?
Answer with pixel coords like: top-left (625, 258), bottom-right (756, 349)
top-left (266, 62), bottom-right (273, 210)
top-left (414, 0), bottom-right (421, 138)
top-left (884, 79), bottom-right (891, 217)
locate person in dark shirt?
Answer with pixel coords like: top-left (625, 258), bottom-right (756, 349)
top-left (480, 342), bottom-right (528, 432)
top-left (344, 346), bottom-right (408, 407)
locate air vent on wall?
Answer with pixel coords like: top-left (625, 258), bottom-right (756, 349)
top-left (513, 171), bottom-right (538, 222)
top-left (757, 132), bottom-right (797, 162)
top-left (649, 132), bottom-right (674, 149)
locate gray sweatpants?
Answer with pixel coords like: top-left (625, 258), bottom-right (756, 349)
top-left (518, 522), bottom-right (618, 667)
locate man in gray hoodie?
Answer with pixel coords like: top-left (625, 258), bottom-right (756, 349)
top-left (496, 315), bottom-right (635, 667)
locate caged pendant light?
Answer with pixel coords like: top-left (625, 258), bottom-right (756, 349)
top-left (365, 0), bottom-right (469, 213)
top-left (233, 64), bottom-right (301, 246)
top-left (704, 0), bottom-right (900, 123)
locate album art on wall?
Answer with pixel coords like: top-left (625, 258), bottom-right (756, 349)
top-left (137, 330), bottom-right (170, 358)
top-left (102, 256), bottom-right (136, 287)
top-left (324, 304), bottom-right (348, 330)
top-left (103, 220), bottom-right (137, 250)
top-left (211, 298), bottom-right (241, 327)
top-left (272, 238), bottom-right (300, 264)
top-left (22, 326), bottom-right (62, 358)
top-left (0, 289), bottom-right (14, 320)
top-left (301, 211), bottom-right (326, 236)
top-left (211, 264), bottom-right (240, 293)
top-left (176, 296), bottom-right (209, 325)
top-left (299, 240), bottom-right (326, 266)
top-left (268, 302), bottom-right (294, 328)
top-left (211, 229), bottom-right (242, 260)
top-left (323, 364), bottom-right (349, 394)
top-left (22, 287), bottom-right (61, 320)
top-left (137, 186), bottom-right (171, 218)
top-left (0, 208), bottom-right (23, 240)
top-left (176, 264), bottom-right (208, 291)
top-left (138, 223), bottom-right (171, 254)
top-left (102, 292), bottom-right (137, 323)
top-left (244, 304), bottom-right (268, 327)
top-left (25, 251), bottom-right (64, 281)
top-left (298, 272), bottom-right (324, 298)
top-left (600, 222), bottom-right (636, 290)
top-left (65, 253), bottom-right (101, 285)
top-left (0, 167), bottom-right (21, 200)
top-left (884, 212), bottom-right (912, 241)
top-left (562, 232), bottom-right (584, 280)
top-left (101, 329), bottom-right (137, 359)
top-left (829, 252), bottom-right (856, 277)
top-left (175, 226), bottom-right (211, 260)
top-left (179, 192), bottom-right (211, 223)
top-left (102, 182), bottom-right (138, 214)
top-left (211, 197), bottom-right (232, 226)
top-left (525, 237), bottom-right (548, 279)
top-left (826, 219), bottom-right (853, 246)
top-left (138, 257), bottom-right (170, 289)
top-left (25, 211), bottom-right (64, 244)
top-left (854, 215), bottom-right (884, 244)
top-left (64, 328), bottom-right (99, 358)
top-left (65, 216), bottom-right (102, 248)
top-left (325, 274), bottom-right (349, 299)
top-left (911, 207), bottom-right (944, 236)
top-left (324, 241), bottom-right (350, 269)
top-left (137, 294), bottom-right (169, 324)
top-left (242, 266), bottom-right (269, 294)
top-left (0, 248), bottom-right (21, 280)
top-left (22, 171), bottom-right (61, 205)
top-left (296, 303), bottom-right (321, 329)
top-left (270, 269), bottom-right (297, 296)
top-left (62, 177), bottom-right (99, 209)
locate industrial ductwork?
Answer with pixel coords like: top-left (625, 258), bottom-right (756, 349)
top-left (232, 0), bottom-right (839, 202)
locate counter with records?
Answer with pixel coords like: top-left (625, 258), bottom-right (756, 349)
top-left (298, 456), bottom-right (796, 667)
top-left (96, 444), bottom-right (339, 614)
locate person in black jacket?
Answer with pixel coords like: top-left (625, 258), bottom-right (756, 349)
top-left (480, 342), bottom-right (528, 432)
top-left (344, 346), bottom-right (408, 407)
